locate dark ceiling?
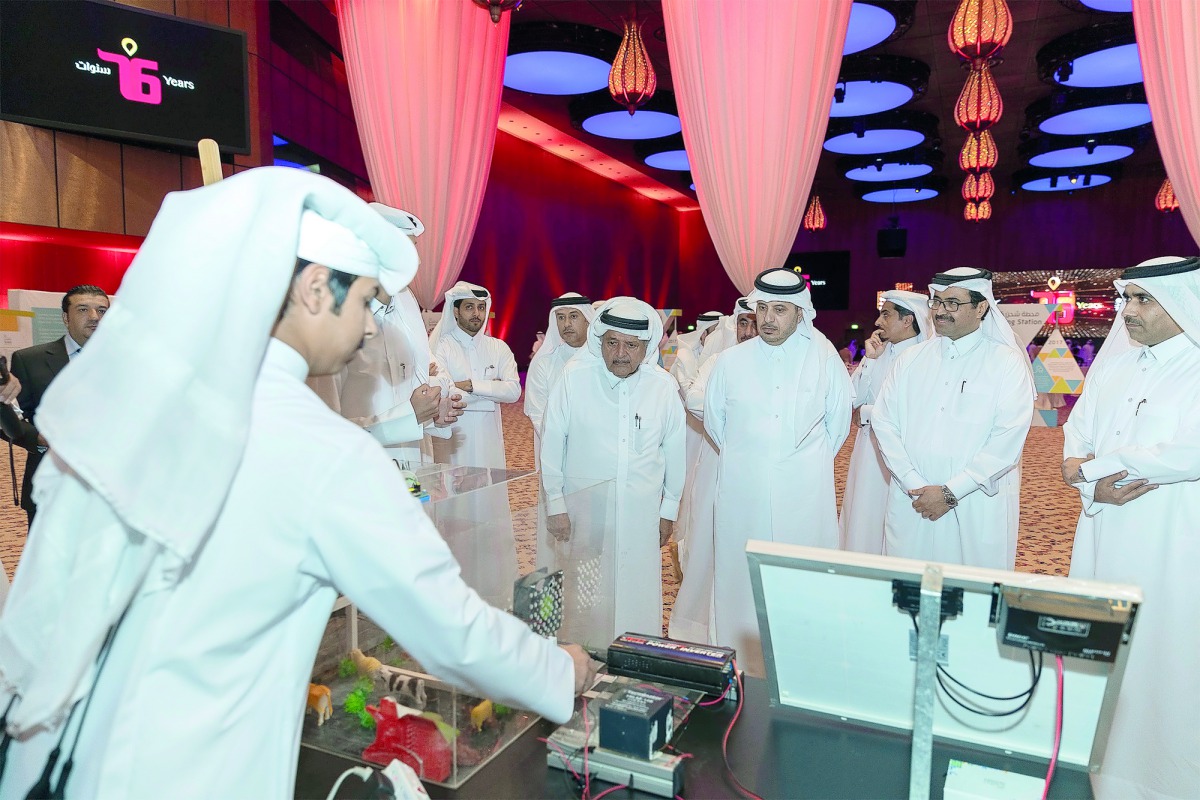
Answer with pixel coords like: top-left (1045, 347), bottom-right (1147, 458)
top-left (501, 0), bottom-right (1164, 212)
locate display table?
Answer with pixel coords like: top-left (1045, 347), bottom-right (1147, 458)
top-left (296, 676), bottom-right (1094, 799)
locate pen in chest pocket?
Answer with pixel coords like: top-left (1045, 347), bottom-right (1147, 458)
top-left (635, 414), bottom-right (642, 429)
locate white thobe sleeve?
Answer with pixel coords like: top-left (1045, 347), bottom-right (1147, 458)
top-left (362, 400), bottom-right (424, 447)
top-left (659, 392), bottom-right (686, 521)
top-left (943, 354), bottom-right (1035, 500)
top-left (686, 356), bottom-right (717, 420)
top-left (1063, 376), bottom-right (1103, 513)
top-left (540, 376), bottom-right (571, 517)
top-left (849, 358), bottom-right (873, 411)
top-left (702, 356), bottom-right (729, 449)
top-left (470, 342), bottom-right (521, 404)
top-left (312, 439), bottom-right (575, 723)
top-left (824, 352), bottom-right (853, 453)
top-left (1080, 408), bottom-right (1200, 487)
top-left (424, 354), bottom-right (455, 440)
top-left (671, 347), bottom-right (698, 396)
top-left (871, 358), bottom-right (926, 493)
top-left (523, 357), bottom-right (552, 436)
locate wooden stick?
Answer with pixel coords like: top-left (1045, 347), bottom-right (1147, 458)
top-left (198, 138), bottom-right (223, 186)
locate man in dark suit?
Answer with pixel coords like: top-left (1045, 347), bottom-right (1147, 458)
top-left (7, 285), bottom-right (110, 524)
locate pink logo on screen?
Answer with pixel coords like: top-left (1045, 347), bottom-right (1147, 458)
top-left (95, 38), bottom-right (161, 105)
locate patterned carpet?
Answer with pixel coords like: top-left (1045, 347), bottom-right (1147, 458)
top-left (0, 397), bottom-right (1082, 634)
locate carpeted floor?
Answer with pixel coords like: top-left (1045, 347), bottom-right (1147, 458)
top-left (0, 397), bottom-right (1083, 634)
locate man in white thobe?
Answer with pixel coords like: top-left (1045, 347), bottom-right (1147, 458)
top-left (540, 298), bottom-right (685, 638)
top-left (524, 293), bottom-right (594, 468)
top-left (1061, 255), bottom-right (1200, 800)
top-left (0, 169), bottom-right (594, 799)
top-left (669, 298), bottom-right (757, 644)
top-left (308, 205), bottom-right (461, 465)
top-left (430, 281), bottom-right (521, 468)
top-left (839, 290), bottom-right (933, 554)
top-left (872, 267), bottom-right (1034, 569)
top-left (670, 311), bottom-right (721, 395)
top-left (704, 269), bottom-right (851, 674)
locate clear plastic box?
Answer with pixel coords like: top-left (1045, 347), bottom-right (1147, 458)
top-left (301, 466), bottom-right (615, 788)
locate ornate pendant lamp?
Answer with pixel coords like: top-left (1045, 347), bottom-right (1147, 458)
top-left (1155, 177), bottom-right (1179, 213)
top-left (954, 61), bottom-right (1003, 132)
top-left (959, 130), bottom-right (998, 173)
top-left (609, 16), bottom-right (657, 115)
top-left (472, 0), bottom-right (521, 24)
top-left (802, 195), bottom-right (827, 231)
top-left (963, 199), bottom-right (993, 222)
top-left (948, 0), bottom-right (1013, 63)
top-left (962, 172), bottom-right (996, 202)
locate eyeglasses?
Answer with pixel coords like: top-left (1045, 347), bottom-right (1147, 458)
top-left (927, 297), bottom-right (976, 312)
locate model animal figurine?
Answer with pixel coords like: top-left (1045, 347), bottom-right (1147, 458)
top-left (383, 670), bottom-right (427, 711)
top-left (350, 648), bottom-right (382, 680)
top-left (307, 683), bottom-right (333, 726)
top-left (469, 699), bottom-right (494, 731)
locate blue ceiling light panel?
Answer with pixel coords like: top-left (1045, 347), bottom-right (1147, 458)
top-left (636, 133), bottom-right (690, 171)
top-left (504, 52), bottom-right (612, 95)
top-left (1038, 20), bottom-right (1141, 88)
top-left (856, 175), bottom-right (946, 203)
top-left (1014, 164), bottom-right (1121, 193)
top-left (504, 22), bottom-right (621, 95)
top-left (832, 54), bottom-right (930, 118)
top-left (570, 89), bottom-right (682, 141)
top-left (824, 109), bottom-right (940, 155)
top-left (1027, 85), bottom-right (1151, 135)
top-left (843, 1), bottom-right (915, 55)
top-left (1077, 0), bottom-right (1132, 11)
top-left (1018, 127), bottom-right (1149, 168)
top-left (272, 135), bottom-right (289, 147)
top-left (839, 146), bottom-right (943, 183)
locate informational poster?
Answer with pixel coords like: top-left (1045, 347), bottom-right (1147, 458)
top-left (1033, 328), bottom-right (1086, 395)
top-left (998, 303), bottom-right (1052, 350)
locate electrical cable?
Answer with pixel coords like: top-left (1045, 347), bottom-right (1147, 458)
top-left (720, 660), bottom-right (764, 800)
top-left (698, 682), bottom-right (731, 707)
top-left (324, 766), bottom-right (374, 800)
top-left (591, 784), bottom-right (630, 800)
top-left (539, 737), bottom-right (584, 785)
top-left (1042, 656), bottom-right (1065, 800)
top-left (582, 697), bottom-right (592, 800)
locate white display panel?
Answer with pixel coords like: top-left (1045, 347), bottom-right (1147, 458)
top-left (748, 544), bottom-right (1141, 770)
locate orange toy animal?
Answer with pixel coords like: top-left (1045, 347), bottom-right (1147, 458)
top-left (307, 683), bottom-right (333, 726)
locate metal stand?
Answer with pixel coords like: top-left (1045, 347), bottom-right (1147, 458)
top-left (909, 564), bottom-right (943, 800)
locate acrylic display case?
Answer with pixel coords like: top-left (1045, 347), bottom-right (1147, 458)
top-left (301, 464), bottom-right (616, 789)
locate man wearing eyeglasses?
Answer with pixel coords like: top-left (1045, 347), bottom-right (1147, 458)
top-left (871, 267), bottom-right (1034, 569)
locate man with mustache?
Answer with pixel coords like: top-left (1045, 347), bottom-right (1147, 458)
top-left (7, 285), bottom-right (110, 525)
top-left (1059, 255), bottom-right (1200, 800)
top-left (669, 297), bottom-right (758, 644)
top-left (702, 268), bottom-right (851, 674)
top-left (540, 297), bottom-right (685, 638)
top-left (839, 290), bottom-right (933, 555)
top-left (429, 281), bottom-right (521, 468)
top-left (872, 267), bottom-right (1034, 569)
top-left (524, 292), bottom-right (594, 468)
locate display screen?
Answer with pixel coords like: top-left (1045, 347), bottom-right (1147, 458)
top-left (784, 250), bottom-right (851, 311)
top-left (0, 0), bottom-right (249, 153)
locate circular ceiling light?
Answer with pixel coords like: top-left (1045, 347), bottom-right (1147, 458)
top-left (857, 175), bottom-right (946, 203)
top-left (635, 133), bottom-right (690, 170)
top-left (1074, 0), bottom-right (1132, 11)
top-left (1026, 85), bottom-right (1151, 135)
top-left (1014, 164), bottom-right (1120, 192)
top-left (1038, 20), bottom-right (1141, 88)
top-left (839, 147), bottom-right (943, 182)
top-left (570, 90), bottom-right (681, 140)
top-left (1018, 127), bottom-right (1149, 168)
top-left (824, 109), bottom-right (939, 155)
top-left (504, 23), bottom-right (620, 95)
top-left (843, 1), bottom-right (916, 54)
top-left (831, 54), bottom-right (930, 118)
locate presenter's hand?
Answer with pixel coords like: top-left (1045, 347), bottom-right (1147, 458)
top-left (454, 379), bottom-right (473, 394)
top-left (428, 361), bottom-right (439, 377)
top-left (1094, 471), bottom-right (1158, 506)
top-left (659, 518), bottom-right (674, 548)
top-left (561, 644), bottom-right (600, 695)
top-left (1061, 455), bottom-right (1094, 485)
top-left (547, 513), bottom-right (572, 542)
top-left (410, 384), bottom-right (441, 425)
top-left (863, 331), bottom-right (885, 359)
top-left (0, 373), bottom-right (20, 404)
top-left (909, 485), bottom-right (951, 521)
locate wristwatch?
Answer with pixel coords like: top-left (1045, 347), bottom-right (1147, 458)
top-left (1074, 466), bottom-right (1086, 484)
top-left (941, 486), bottom-right (958, 509)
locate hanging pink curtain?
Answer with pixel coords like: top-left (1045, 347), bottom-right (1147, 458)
top-left (336, 1), bottom-right (510, 309)
top-left (661, 0), bottom-right (852, 293)
top-left (1133, 1), bottom-right (1200, 247)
